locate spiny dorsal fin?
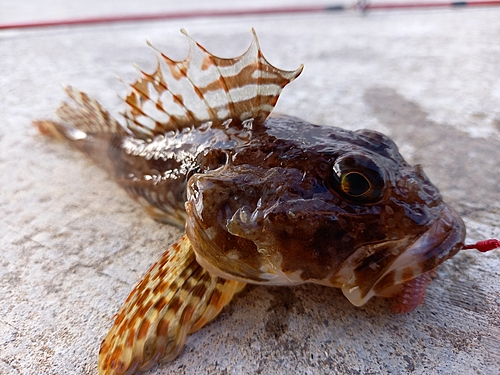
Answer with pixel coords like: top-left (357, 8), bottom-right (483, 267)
top-left (123, 29), bottom-right (303, 138)
top-left (98, 235), bottom-right (245, 374)
top-left (55, 86), bottom-right (129, 135)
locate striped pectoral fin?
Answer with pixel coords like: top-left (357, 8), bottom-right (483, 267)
top-left (98, 234), bottom-right (245, 375)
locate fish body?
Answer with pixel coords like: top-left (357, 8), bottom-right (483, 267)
top-left (36, 30), bottom-right (467, 374)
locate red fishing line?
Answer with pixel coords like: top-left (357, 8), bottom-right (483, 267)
top-left (2, 1), bottom-right (500, 30)
top-left (462, 238), bottom-right (500, 252)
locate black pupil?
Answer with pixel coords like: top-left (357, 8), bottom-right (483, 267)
top-left (341, 172), bottom-right (371, 196)
top-left (330, 153), bottom-right (386, 204)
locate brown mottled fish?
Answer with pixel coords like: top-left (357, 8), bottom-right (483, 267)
top-left (34, 29), bottom-right (499, 375)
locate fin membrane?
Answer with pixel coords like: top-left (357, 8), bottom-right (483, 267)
top-left (123, 29), bottom-right (303, 138)
top-left (57, 86), bottom-right (128, 134)
top-left (33, 85), bottom-right (128, 140)
top-left (35, 86), bottom-right (127, 136)
top-left (98, 235), bottom-right (246, 375)
top-left (36, 30), bottom-right (303, 141)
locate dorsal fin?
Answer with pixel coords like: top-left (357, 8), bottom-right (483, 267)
top-left (123, 29), bottom-right (303, 138)
top-left (55, 86), bottom-right (129, 135)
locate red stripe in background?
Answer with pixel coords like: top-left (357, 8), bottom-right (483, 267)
top-left (1, 2), bottom-right (500, 30)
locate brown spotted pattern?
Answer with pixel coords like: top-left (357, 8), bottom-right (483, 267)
top-left (98, 235), bottom-right (245, 374)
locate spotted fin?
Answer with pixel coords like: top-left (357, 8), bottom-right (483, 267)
top-left (98, 235), bottom-right (246, 375)
top-left (34, 86), bottom-right (129, 138)
top-left (123, 29), bottom-right (303, 138)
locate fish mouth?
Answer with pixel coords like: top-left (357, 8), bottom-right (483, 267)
top-left (341, 204), bottom-right (466, 307)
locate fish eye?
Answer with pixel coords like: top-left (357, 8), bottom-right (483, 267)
top-left (330, 153), bottom-right (386, 204)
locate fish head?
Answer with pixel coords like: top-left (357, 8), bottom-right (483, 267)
top-left (185, 116), bottom-right (466, 306)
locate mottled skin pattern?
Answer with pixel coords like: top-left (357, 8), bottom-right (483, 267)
top-left (185, 115), bottom-right (466, 306)
top-left (97, 235), bottom-right (245, 374)
top-left (34, 31), bottom-right (470, 374)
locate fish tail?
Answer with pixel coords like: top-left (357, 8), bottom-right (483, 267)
top-left (33, 118), bottom-right (96, 148)
top-left (34, 85), bottom-right (128, 141)
top-left (34, 86), bottom-right (131, 174)
top-left (98, 235), bottom-right (245, 375)
top-left (33, 119), bottom-right (73, 141)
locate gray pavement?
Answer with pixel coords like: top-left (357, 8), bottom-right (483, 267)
top-left (1, 2), bottom-right (500, 374)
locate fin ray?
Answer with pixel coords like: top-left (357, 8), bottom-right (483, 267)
top-left (123, 29), bottom-right (303, 138)
top-left (57, 86), bottom-right (128, 135)
top-left (98, 235), bottom-right (245, 374)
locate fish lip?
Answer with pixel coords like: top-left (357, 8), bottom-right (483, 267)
top-left (387, 204), bottom-right (466, 272)
top-left (342, 204), bottom-right (466, 306)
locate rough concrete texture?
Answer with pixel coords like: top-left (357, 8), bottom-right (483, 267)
top-left (1, 2), bottom-right (500, 375)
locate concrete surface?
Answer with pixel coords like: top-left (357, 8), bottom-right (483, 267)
top-left (1, 2), bottom-right (500, 375)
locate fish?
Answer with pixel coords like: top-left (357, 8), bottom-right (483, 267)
top-left (34, 29), bottom-right (499, 375)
